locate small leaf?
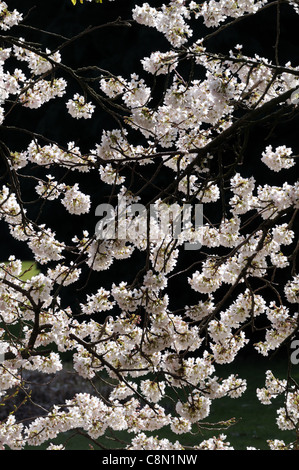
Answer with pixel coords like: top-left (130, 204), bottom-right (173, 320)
top-left (71, 0), bottom-right (103, 4)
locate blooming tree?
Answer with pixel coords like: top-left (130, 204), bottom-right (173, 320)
top-left (0, 0), bottom-right (298, 450)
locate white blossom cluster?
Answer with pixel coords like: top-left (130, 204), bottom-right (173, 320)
top-left (261, 145), bottom-right (296, 172)
top-left (0, 0), bottom-right (298, 452)
top-left (13, 39), bottom-right (62, 76)
top-left (66, 94), bottom-right (95, 119)
top-left (0, 1), bottom-right (22, 31)
top-left (256, 370), bottom-right (299, 435)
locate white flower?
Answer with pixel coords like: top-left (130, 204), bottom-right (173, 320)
top-left (66, 94), bottom-right (95, 119)
top-left (176, 394), bottom-right (211, 423)
top-left (81, 287), bottom-right (115, 314)
top-left (284, 275), bottom-right (299, 303)
top-left (61, 184), bottom-right (91, 215)
top-left (20, 78), bottom-right (67, 108)
top-left (261, 145), bottom-right (295, 172)
top-left (142, 51), bottom-right (178, 75)
top-left (140, 380), bottom-right (166, 403)
top-left (170, 417), bottom-right (192, 434)
top-left (100, 76), bottom-right (126, 98)
top-left (47, 444), bottom-right (65, 450)
top-left (36, 176), bottom-right (65, 200)
top-left (47, 264), bottom-right (81, 286)
top-left (0, 2), bottom-right (22, 30)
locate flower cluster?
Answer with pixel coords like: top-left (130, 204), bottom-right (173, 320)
top-left (66, 94), bottom-right (95, 119)
top-left (261, 145), bottom-right (295, 172)
top-left (0, 2), bottom-right (22, 31)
